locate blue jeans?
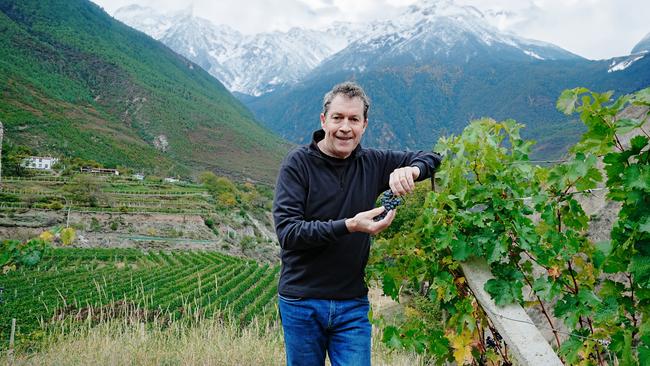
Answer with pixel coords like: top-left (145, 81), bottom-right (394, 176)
top-left (278, 294), bottom-right (371, 366)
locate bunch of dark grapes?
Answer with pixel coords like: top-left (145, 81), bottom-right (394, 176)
top-left (485, 332), bottom-right (503, 351)
top-left (373, 190), bottom-right (402, 221)
top-left (486, 336), bottom-right (497, 350)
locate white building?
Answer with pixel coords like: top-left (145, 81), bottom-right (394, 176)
top-left (22, 156), bottom-right (59, 170)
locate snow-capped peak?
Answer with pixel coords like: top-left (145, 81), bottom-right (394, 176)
top-left (114, 0), bottom-right (580, 96)
top-left (312, 0), bottom-right (579, 74)
top-left (114, 5), bottom-right (357, 96)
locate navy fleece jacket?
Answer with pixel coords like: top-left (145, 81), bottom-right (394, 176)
top-left (273, 130), bottom-right (442, 299)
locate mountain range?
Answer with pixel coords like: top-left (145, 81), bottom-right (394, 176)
top-left (114, 0), bottom-right (650, 158)
top-left (0, 0), bottom-right (289, 183)
top-left (114, 4), bottom-right (358, 97)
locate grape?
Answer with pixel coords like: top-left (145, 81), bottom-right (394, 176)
top-left (373, 190), bottom-right (403, 221)
top-left (494, 332), bottom-right (502, 342)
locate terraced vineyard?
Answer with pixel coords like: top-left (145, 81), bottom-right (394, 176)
top-left (0, 176), bottom-right (219, 214)
top-left (0, 248), bottom-right (280, 349)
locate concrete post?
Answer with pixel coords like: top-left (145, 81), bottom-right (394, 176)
top-left (460, 257), bottom-right (563, 366)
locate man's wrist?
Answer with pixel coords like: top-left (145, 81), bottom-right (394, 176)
top-left (345, 218), bottom-right (357, 233)
top-left (411, 165), bottom-right (421, 180)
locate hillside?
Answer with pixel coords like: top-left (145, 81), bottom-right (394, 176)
top-left (0, 0), bottom-right (289, 183)
top-left (246, 56), bottom-right (650, 159)
top-left (0, 173), bottom-right (280, 262)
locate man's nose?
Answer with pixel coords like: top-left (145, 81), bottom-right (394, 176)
top-left (340, 119), bottom-right (352, 131)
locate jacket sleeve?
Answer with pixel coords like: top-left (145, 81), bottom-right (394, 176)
top-left (379, 150), bottom-right (442, 189)
top-left (272, 159), bottom-right (349, 251)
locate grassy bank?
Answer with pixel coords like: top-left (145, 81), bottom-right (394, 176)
top-left (3, 314), bottom-right (425, 365)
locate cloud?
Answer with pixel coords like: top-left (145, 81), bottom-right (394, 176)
top-left (94, 0), bottom-right (650, 59)
top-left (426, 0), bottom-right (650, 58)
top-left (455, 0), bottom-right (650, 59)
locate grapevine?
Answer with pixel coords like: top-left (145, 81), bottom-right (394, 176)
top-left (369, 86), bottom-right (650, 365)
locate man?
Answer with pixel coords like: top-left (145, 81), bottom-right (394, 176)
top-left (273, 82), bottom-right (441, 365)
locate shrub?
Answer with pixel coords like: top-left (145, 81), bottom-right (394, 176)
top-left (60, 228), bottom-right (76, 246)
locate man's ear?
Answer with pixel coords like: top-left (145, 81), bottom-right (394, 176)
top-left (320, 113), bottom-right (326, 127)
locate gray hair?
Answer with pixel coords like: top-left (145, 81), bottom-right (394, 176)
top-left (322, 82), bottom-right (370, 120)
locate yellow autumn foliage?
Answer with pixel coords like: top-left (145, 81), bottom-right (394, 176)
top-left (39, 231), bottom-right (54, 242)
top-left (448, 329), bottom-right (474, 365)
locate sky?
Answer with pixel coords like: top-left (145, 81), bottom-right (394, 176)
top-left (91, 0), bottom-right (650, 60)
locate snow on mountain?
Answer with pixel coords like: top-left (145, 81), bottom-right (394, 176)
top-left (114, 0), bottom-right (581, 96)
top-left (608, 53), bottom-right (646, 73)
top-left (218, 28), bottom-right (351, 95)
top-left (314, 0), bottom-right (581, 74)
top-left (114, 5), bottom-right (357, 96)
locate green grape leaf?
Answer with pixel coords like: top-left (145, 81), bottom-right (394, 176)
top-left (554, 294), bottom-right (582, 328)
top-left (532, 276), bottom-right (562, 301)
top-left (382, 273), bottom-right (399, 300)
top-left (427, 330), bottom-right (451, 358)
top-left (595, 240), bottom-right (613, 256)
top-left (593, 240), bottom-right (612, 269)
top-left (431, 272), bottom-right (458, 303)
top-left (621, 330), bottom-right (635, 366)
top-left (636, 288), bottom-right (650, 302)
top-left (557, 88), bottom-right (588, 115)
top-left (630, 135), bottom-right (649, 154)
top-left (639, 346), bottom-right (650, 366)
top-left (614, 118), bottom-right (644, 134)
top-left (558, 334), bottom-right (584, 364)
top-left (577, 289), bottom-right (601, 307)
top-left (599, 279), bottom-right (625, 299)
top-left (382, 326), bottom-right (403, 349)
top-left (630, 254), bottom-right (650, 286)
top-left (624, 165), bottom-right (650, 191)
top-left (593, 296), bottom-right (618, 324)
top-left (640, 216), bottom-right (650, 234)
top-left (486, 237), bottom-right (508, 264)
top-left (484, 278), bottom-right (521, 306)
top-left (2, 239), bottom-right (19, 252)
top-left (451, 238), bottom-right (471, 261)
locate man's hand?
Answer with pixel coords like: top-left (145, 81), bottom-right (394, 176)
top-left (345, 206), bottom-right (396, 235)
top-left (389, 166), bottom-right (420, 196)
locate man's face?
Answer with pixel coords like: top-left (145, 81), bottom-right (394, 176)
top-left (319, 95), bottom-right (367, 159)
